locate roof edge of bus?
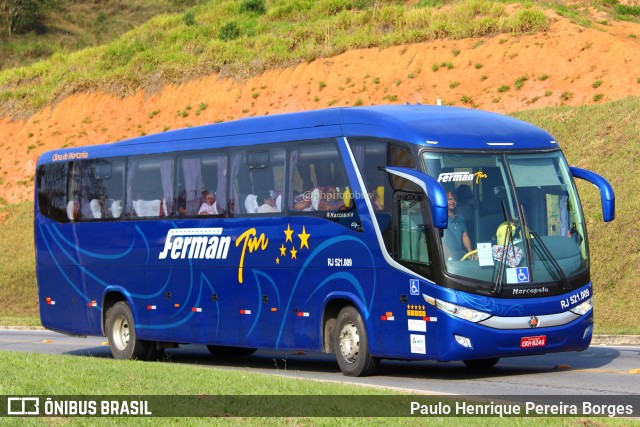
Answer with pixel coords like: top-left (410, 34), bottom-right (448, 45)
top-left (36, 104), bottom-right (558, 165)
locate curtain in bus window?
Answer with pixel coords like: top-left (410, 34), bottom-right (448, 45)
top-left (182, 157), bottom-right (202, 216)
top-left (67, 162), bottom-right (82, 221)
top-left (230, 152), bottom-right (243, 214)
top-left (78, 166), bottom-right (94, 220)
top-left (160, 159), bottom-right (174, 216)
top-left (125, 160), bottom-right (138, 216)
top-left (272, 148), bottom-right (285, 212)
top-left (288, 149), bottom-right (299, 210)
top-left (216, 155), bottom-right (227, 214)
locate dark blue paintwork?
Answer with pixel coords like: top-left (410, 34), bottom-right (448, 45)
top-left (35, 105), bottom-right (598, 363)
top-left (570, 166), bottom-right (615, 222)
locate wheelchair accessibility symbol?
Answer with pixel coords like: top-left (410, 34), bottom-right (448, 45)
top-left (410, 279), bottom-right (420, 295)
top-left (516, 267), bottom-right (530, 283)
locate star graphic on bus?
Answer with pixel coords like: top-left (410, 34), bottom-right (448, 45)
top-left (298, 226), bottom-right (310, 250)
top-left (284, 224), bottom-right (294, 242)
top-left (276, 224), bottom-right (312, 264)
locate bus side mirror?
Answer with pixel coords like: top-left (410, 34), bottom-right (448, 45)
top-left (384, 166), bottom-right (448, 229)
top-left (570, 166), bottom-right (615, 222)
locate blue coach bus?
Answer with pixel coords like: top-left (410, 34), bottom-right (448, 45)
top-left (34, 105), bottom-right (614, 376)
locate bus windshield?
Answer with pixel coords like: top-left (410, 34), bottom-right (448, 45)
top-left (422, 151), bottom-right (588, 288)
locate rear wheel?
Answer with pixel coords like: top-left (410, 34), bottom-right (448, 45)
top-left (463, 357), bottom-right (500, 369)
top-left (106, 301), bottom-right (151, 360)
top-left (206, 345), bottom-right (256, 357)
top-left (333, 306), bottom-right (379, 376)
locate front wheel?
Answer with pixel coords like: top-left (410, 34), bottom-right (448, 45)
top-left (463, 357), bottom-right (500, 369)
top-left (106, 301), bottom-right (151, 360)
top-left (333, 306), bottom-right (379, 376)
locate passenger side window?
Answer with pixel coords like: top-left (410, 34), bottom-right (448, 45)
top-left (37, 163), bottom-right (69, 223)
top-left (125, 155), bottom-right (174, 218)
top-left (289, 140), bottom-right (360, 230)
top-left (76, 159), bottom-right (125, 220)
top-left (388, 143), bottom-right (419, 192)
top-left (348, 138), bottom-right (389, 213)
top-left (398, 194), bottom-right (431, 266)
top-left (176, 152), bottom-right (227, 217)
top-left (230, 147), bottom-right (285, 215)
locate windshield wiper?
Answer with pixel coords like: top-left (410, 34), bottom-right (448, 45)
top-left (520, 205), bottom-right (571, 291)
top-left (492, 200), bottom-right (514, 295)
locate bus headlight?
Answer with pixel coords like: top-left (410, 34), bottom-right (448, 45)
top-left (435, 300), bottom-right (491, 323)
top-left (569, 298), bottom-right (593, 316)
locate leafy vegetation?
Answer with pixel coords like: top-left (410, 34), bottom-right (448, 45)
top-left (0, 0), bottom-right (53, 37)
top-left (544, 0), bottom-right (640, 26)
top-left (0, 202), bottom-right (38, 326)
top-left (0, 0), bottom-right (208, 72)
top-left (0, 0), bottom-right (550, 117)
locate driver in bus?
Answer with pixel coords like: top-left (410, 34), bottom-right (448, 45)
top-left (442, 191), bottom-right (475, 261)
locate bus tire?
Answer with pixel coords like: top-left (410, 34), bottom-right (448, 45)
top-left (334, 306), bottom-right (379, 377)
top-left (463, 357), bottom-right (500, 369)
top-left (206, 345), bottom-right (256, 357)
top-left (106, 301), bottom-right (150, 360)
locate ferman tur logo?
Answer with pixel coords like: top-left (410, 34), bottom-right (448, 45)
top-left (158, 228), bottom-right (230, 260)
top-left (437, 171), bottom-right (487, 184)
top-left (158, 227), bottom-right (269, 285)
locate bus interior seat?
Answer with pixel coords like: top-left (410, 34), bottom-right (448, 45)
top-left (110, 200), bottom-right (122, 218)
top-left (66, 200), bottom-right (76, 221)
top-left (89, 199), bottom-right (102, 219)
top-left (275, 193), bottom-right (282, 212)
top-left (245, 194), bottom-right (259, 214)
top-left (133, 199), bottom-right (167, 217)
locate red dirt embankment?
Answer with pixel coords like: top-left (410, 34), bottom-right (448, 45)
top-left (1, 13), bottom-right (639, 204)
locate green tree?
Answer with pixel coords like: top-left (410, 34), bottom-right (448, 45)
top-left (0, 0), bottom-right (53, 37)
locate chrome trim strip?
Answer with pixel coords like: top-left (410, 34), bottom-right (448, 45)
top-left (479, 311), bottom-right (582, 329)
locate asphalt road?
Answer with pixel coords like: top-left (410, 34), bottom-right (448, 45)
top-left (1, 329), bottom-right (639, 397)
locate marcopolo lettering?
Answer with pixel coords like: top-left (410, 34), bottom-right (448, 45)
top-left (159, 228), bottom-right (230, 260)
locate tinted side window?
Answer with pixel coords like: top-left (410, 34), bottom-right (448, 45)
top-left (289, 140), bottom-right (360, 230)
top-left (125, 155), bottom-right (174, 218)
top-left (176, 152), bottom-right (227, 217)
top-left (348, 137), bottom-right (389, 213)
top-left (37, 163), bottom-right (69, 223)
top-left (230, 147), bottom-right (285, 215)
top-left (389, 143), bottom-right (419, 192)
top-left (77, 159), bottom-right (125, 220)
top-left (289, 141), bottom-right (349, 212)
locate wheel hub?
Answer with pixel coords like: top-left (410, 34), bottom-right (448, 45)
top-left (338, 321), bottom-right (360, 362)
top-left (112, 315), bottom-right (130, 351)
